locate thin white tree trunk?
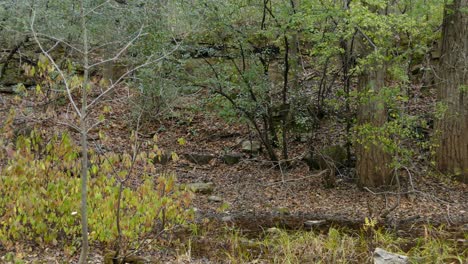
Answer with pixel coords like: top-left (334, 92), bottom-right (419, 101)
top-left (78, 0), bottom-right (89, 262)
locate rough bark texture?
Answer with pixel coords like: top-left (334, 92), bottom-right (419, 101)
top-left (435, 0), bottom-right (468, 183)
top-left (356, 66), bottom-right (393, 187)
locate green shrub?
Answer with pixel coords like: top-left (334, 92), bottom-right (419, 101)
top-left (132, 65), bottom-right (181, 123)
top-left (0, 131), bottom-right (193, 249)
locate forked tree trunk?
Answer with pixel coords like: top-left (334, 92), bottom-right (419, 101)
top-left (435, 0), bottom-right (468, 183)
top-left (356, 65), bottom-right (393, 187)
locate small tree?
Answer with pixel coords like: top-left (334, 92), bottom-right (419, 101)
top-left (29, 1), bottom-right (183, 262)
top-left (188, 0), bottom-right (304, 164)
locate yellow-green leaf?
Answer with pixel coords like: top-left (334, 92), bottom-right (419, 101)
top-left (171, 152), bottom-right (179, 162)
top-left (177, 137), bottom-right (186, 146)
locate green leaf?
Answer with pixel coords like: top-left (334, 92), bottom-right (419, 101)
top-left (177, 137), bottom-right (186, 145)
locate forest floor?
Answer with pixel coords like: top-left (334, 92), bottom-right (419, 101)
top-left (91, 87), bottom-right (467, 227)
top-left (1, 85), bottom-right (467, 263)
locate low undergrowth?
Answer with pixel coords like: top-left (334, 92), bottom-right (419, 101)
top-left (184, 224), bottom-right (466, 263)
top-left (0, 122), bottom-right (465, 263)
top-left (0, 127), bottom-right (193, 257)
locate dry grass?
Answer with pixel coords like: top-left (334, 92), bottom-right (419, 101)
top-left (178, 225), bottom-right (467, 264)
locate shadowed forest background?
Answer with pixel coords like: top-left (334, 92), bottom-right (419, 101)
top-left (0, 0), bottom-right (466, 263)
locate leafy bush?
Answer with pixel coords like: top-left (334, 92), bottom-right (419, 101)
top-left (0, 131), bottom-right (193, 250)
top-left (132, 62), bottom-right (182, 123)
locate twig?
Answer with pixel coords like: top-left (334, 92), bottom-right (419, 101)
top-left (364, 187), bottom-right (453, 205)
top-left (87, 38), bottom-right (182, 111)
top-left (31, 11), bottom-right (82, 117)
top-left (88, 26), bottom-right (146, 69)
top-left (84, 0), bottom-right (111, 16)
top-left (356, 26), bottom-right (378, 51)
top-left (264, 170), bottom-right (328, 186)
top-left (45, 40), bottom-right (60, 54)
top-left (56, 121), bottom-right (80, 133)
top-left (86, 119), bottom-right (106, 133)
top-left (445, 204), bottom-right (454, 225)
top-left (403, 166), bottom-right (415, 191)
top-left (33, 33), bottom-right (83, 54)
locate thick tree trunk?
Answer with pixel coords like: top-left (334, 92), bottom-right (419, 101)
top-left (356, 66), bottom-right (393, 187)
top-left (435, 0), bottom-right (468, 183)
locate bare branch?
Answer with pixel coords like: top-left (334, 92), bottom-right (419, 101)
top-left (57, 121), bottom-right (81, 133)
top-left (33, 33), bottom-right (83, 53)
top-left (88, 25), bottom-right (146, 69)
top-left (85, 0), bottom-right (111, 17)
top-left (87, 119), bottom-right (106, 133)
top-left (30, 11), bottom-right (82, 117)
top-left (356, 26), bottom-right (378, 51)
top-left (87, 40), bottom-right (182, 111)
top-left (46, 40), bottom-right (60, 54)
top-left (89, 40), bottom-right (122, 53)
top-left (364, 187), bottom-right (452, 205)
top-left (264, 169), bottom-right (329, 186)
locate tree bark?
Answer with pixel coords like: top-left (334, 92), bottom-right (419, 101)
top-left (435, 0), bottom-right (468, 183)
top-left (356, 65), bottom-right (393, 187)
top-left (78, 0), bottom-right (89, 263)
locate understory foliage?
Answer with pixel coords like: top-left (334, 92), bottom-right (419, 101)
top-left (0, 0), bottom-right (459, 180)
top-left (0, 128), bottom-right (193, 251)
top-left (353, 87), bottom-right (431, 169)
top-left (0, 0), bottom-right (466, 261)
top-left (161, 0), bottom-right (448, 173)
top-left (219, 226), bottom-right (466, 264)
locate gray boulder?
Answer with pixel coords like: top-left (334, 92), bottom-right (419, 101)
top-left (304, 145), bottom-right (347, 170)
top-left (241, 140), bottom-right (261, 153)
top-left (304, 220), bottom-right (326, 229)
top-left (373, 248), bottom-right (409, 264)
top-left (221, 215), bottom-right (233, 222)
top-left (272, 207), bottom-right (290, 215)
top-left (208, 195), bottom-right (223, 202)
top-left (222, 153), bottom-right (243, 165)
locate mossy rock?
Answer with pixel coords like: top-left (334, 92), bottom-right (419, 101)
top-left (187, 182), bottom-right (214, 194)
top-left (323, 145), bottom-right (346, 164)
top-left (0, 67), bottom-right (34, 87)
top-left (222, 153), bottom-right (243, 165)
top-left (304, 145), bottom-right (347, 170)
top-left (183, 153), bottom-right (216, 165)
top-left (241, 140), bottom-right (261, 153)
top-left (272, 207), bottom-right (290, 215)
